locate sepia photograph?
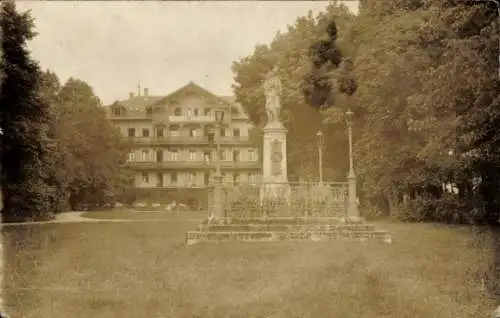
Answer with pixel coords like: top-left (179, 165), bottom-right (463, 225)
top-left (0, 0), bottom-right (499, 317)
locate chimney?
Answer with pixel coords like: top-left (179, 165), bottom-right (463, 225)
top-left (144, 88), bottom-right (149, 98)
top-left (129, 92), bottom-right (135, 99)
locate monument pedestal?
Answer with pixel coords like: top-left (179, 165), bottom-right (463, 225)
top-left (259, 121), bottom-right (289, 206)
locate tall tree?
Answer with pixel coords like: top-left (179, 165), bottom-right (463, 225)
top-left (346, 0), bottom-right (499, 223)
top-left (0, 1), bottom-right (55, 222)
top-left (232, 2), bottom-right (356, 180)
top-left (54, 78), bottom-right (131, 210)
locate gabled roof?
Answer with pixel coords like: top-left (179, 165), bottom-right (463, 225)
top-left (119, 96), bottom-right (162, 110)
top-left (104, 82), bottom-right (251, 121)
top-left (150, 81), bottom-right (232, 109)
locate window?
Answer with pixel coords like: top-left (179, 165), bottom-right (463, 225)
top-left (204, 172), bottom-right (210, 186)
top-left (171, 172), bottom-right (178, 184)
top-left (220, 128), bottom-right (226, 137)
top-left (142, 172), bottom-right (149, 184)
top-left (194, 108), bottom-right (199, 116)
top-left (174, 108), bottom-right (181, 116)
top-left (233, 172), bottom-right (239, 185)
top-left (233, 150), bottom-right (240, 162)
top-left (156, 173), bottom-right (163, 187)
top-left (141, 149), bottom-right (150, 161)
top-left (142, 128), bottom-right (150, 137)
top-left (186, 172), bottom-right (196, 186)
top-left (203, 151), bottom-right (211, 164)
top-left (128, 128), bottom-right (136, 137)
top-left (155, 126), bottom-right (164, 138)
top-left (127, 152), bottom-right (136, 162)
top-left (204, 108), bottom-right (211, 116)
top-left (113, 108), bottom-right (121, 116)
top-left (156, 150), bottom-right (163, 163)
top-left (170, 149), bottom-right (179, 161)
top-left (189, 128), bottom-right (197, 138)
top-left (233, 128), bottom-right (240, 137)
top-left (220, 149), bottom-right (227, 161)
top-left (170, 128), bottom-right (180, 137)
top-left (248, 149), bottom-right (256, 161)
top-left (189, 150), bottom-right (197, 161)
top-left (248, 172), bottom-right (257, 183)
top-left (204, 127), bottom-right (212, 137)
top-left (187, 108), bottom-right (193, 118)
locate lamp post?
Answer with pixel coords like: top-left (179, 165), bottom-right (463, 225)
top-left (316, 130), bottom-right (324, 184)
top-left (210, 108), bottom-right (225, 222)
top-left (345, 109), bottom-right (359, 220)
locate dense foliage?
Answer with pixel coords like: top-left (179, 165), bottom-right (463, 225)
top-left (0, 0), bottom-right (55, 222)
top-left (232, 0), bottom-right (499, 224)
top-left (42, 75), bottom-right (133, 211)
top-left (0, 1), bottom-right (131, 222)
top-left (232, 3), bottom-right (356, 180)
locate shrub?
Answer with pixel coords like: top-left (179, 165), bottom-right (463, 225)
top-left (393, 195), bottom-right (475, 224)
top-left (115, 187), bottom-right (138, 208)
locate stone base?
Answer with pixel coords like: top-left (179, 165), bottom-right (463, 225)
top-left (186, 229), bottom-right (392, 246)
top-left (186, 217), bottom-right (392, 246)
top-left (197, 223), bottom-right (377, 232)
top-left (201, 216), bottom-right (357, 225)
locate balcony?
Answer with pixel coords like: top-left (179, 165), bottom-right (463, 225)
top-left (109, 113), bottom-right (151, 121)
top-left (127, 135), bottom-right (252, 146)
top-left (129, 136), bottom-right (207, 145)
top-left (219, 136), bottom-right (251, 145)
top-left (126, 160), bottom-right (261, 170)
top-left (168, 115), bottom-right (215, 124)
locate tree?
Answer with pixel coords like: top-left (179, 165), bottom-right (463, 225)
top-left (417, 1), bottom-right (500, 223)
top-left (0, 1), bottom-right (135, 219)
top-left (0, 0), bottom-right (55, 222)
top-left (53, 78), bottom-right (131, 210)
top-left (232, 2), bottom-right (356, 180)
top-left (345, 0), bottom-right (499, 223)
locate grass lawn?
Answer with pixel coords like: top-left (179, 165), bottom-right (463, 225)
top-left (1, 213), bottom-right (498, 318)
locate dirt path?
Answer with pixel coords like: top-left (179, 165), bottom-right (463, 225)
top-left (0, 212), bottom-right (128, 227)
top-left (55, 211), bottom-right (97, 223)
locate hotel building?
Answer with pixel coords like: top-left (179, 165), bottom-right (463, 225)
top-left (104, 82), bottom-right (261, 207)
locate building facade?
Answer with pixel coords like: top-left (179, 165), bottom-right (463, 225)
top-left (105, 82), bottom-right (261, 206)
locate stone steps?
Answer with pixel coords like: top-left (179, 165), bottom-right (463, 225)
top-left (185, 229), bottom-right (392, 245)
top-left (186, 230), bottom-right (392, 245)
top-left (186, 216), bottom-right (392, 246)
top-left (197, 224), bottom-right (377, 232)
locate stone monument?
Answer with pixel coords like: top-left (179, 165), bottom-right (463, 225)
top-left (260, 67), bottom-right (290, 205)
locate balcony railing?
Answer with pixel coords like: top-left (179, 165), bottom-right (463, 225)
top-left (127, 160), bottom-right (260, 170)
top-left (168, 115), bottom-right (215, 123)
top-left (109, 114), bottom-right (151, 121)
top-left (127, 135), bottom-right (251, 145)
top-left (219, 136), bottom-right (250, 144)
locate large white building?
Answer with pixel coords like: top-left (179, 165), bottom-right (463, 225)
top-left (105, 82), bottom-right (261, 207)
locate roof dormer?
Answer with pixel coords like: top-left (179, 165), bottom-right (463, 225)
top-left (110, 102), bottom-right (127, 116)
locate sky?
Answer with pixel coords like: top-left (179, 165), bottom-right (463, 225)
top-left (16, 1), bottom-right (359, 105)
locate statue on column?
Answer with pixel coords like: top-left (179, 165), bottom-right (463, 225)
top-left (263, 66), bottom-right (282, 124)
